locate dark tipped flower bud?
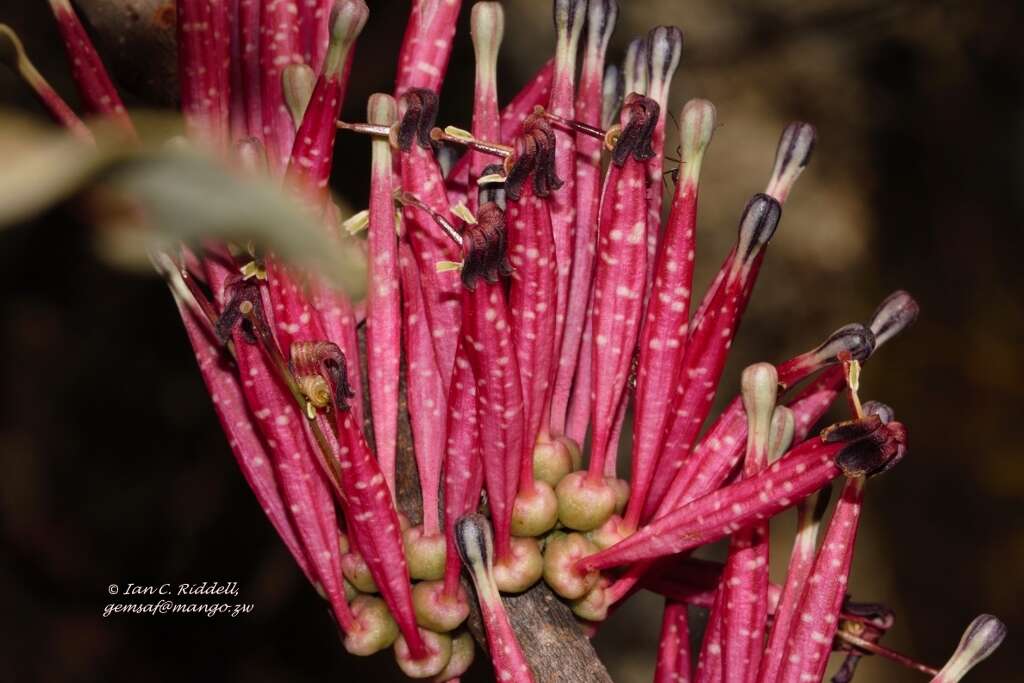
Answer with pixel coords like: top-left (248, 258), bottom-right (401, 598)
top-left (646, 26), bottom-right (683, 106)
top-left (869, 290), bottom-right (920, 348)
top-left (553, 0), bottom-right (586, 34)
top-left (325, 0), bottom-right (369, 77)
top-left (736, 193), bottom-right (783, 264)
top-left (585, 0), bottom-right (618, 57)
top-left (765, 121), bottom-right (816, 203)
top-left (931, 614), bottom-right (1007, 683)
top-left (812, 323), bottom-right (876, 365)
top-left (862, 400), bottom-right (895, 424)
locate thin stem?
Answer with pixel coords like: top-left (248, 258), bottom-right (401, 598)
top-left (430, 126), bottom-right (513, 159)
top-left (239, 303), bottom-right (343, 488)
top-left (393, 190), bottom-right (464, 247)
top-left (844, 358), bottom-right (864, 418)
top-left (178, 266), bottom-right (222, 334)
top-left (336, 120), bottom-right (393, 137)
top-left (835, 630), bottom-right (939, 677)
top-left (536, 105), bottom-right (606, 141)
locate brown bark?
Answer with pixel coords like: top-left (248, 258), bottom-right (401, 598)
top-left (72, 0), bottom-right (178, 106)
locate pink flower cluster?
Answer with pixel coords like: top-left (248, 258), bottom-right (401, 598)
top-left (3, 1), bottom-right (1006, 682)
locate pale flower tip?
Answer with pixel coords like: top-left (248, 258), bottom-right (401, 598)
top-left (767, 405), bottom-right (796, 462)
top-left (330, 0), bottom-right (370, 47)
top-left (282, 63), bottom-right (316, 126)
top-left (869, 290), bottom-right (920, 349)
top-left (586, 0), bottom-right (619, 52)
top-left (742, 362), bottom-right (779, 451)
top-left (646, 26), bottom-right (683, 103)
top-left (741, 363), bottom-right (779, 413)
top-left (765, 121), bottom-right (817, 204)
top-left (624, 35), bottom-right (650, 97)
top-left (932, 615), bottom-right (1007, 683)
top-left (678, 99), bottom-right (716, 179)
top-left (471, 1), bottom-right (505, 61)
top-left (602, 64), bottom-right (623, 130)
top-left (553, 0), bottom-right (586, 36)
top-left (324, 0), bottom-right (369, 76)
top-left (367, 93), bottom-right (397, 127)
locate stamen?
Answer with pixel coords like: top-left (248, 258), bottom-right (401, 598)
top-left (429, 126), bottom-right (513, 159)
top-left (336, 119), bottom-right (395, 140)
top-left (393, 190), bottom-right (463, 247)
top-left (535, 105), bottom-right (607, 141)
top-left (291, 340), bottom-right (356, 412)
top-left (834, 628), bottom-right (939, 677)
top-left (844, 358), bottom-right (864, 418)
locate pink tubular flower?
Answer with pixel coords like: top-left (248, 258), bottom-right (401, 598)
top-left (8, 1), bottom-right (1005, 680)
top-left (550, 0), bottom-right (617, 438)
top-left (655, 600), bottom-right (693, 683)
top-left (49, 0), bottom-right (135, 136)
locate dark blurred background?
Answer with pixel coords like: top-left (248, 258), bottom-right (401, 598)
top-left (0, 1), bottom-right (1021, 681)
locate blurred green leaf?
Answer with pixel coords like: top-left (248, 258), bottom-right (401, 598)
top-left (0, 112), bottom-right (114, 226)
top-left (0, 110), bottom-right (367, 299)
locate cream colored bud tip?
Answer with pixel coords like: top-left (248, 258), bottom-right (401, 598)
top-left (330, 0), bottom-right (369, 46)
top-left (767, 405), bottom-right (796, 462)
top-left (931, 614), bottom-right (1006, 683)
top-left (680, 99), bottom-right (716, 161)
top-left (624, 35), bottom-right (649, 96)
top-left (554, 0), bottom-right (586, 33)
top-left (586, 0), bottom-right (619, 47)
top-left (367, 92), bottom-right (397, 126)
top-left (471, 2), bottom-right (504, 48)
top-left (741, 362), bottom-right (779, 420)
